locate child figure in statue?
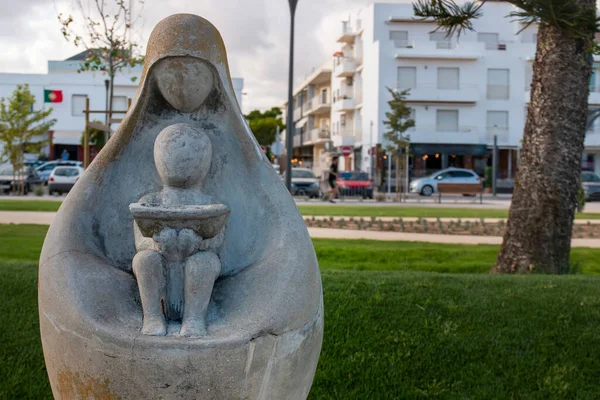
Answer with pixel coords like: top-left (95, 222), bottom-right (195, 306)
top-left (133, 123), bottom-right (224, 337)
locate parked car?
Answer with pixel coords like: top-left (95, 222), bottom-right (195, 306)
top-left (409, 168), bottom-right (481, 196)
top-left (286, 168), bottom-right (321, 198)
top-left (36, 160), bottom-right (83, 183)
top-left (337, 171), bottom-right (373, 199)
top-left (582, 171), bottom-right (600, 201)
top-left (0, 165), bottom-right (44, 194)
top-left (48, 166), bottom-right (84, 195)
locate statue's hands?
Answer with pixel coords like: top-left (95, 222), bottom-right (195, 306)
top-left (178, 229), bottom-right (202, 258)
top-left (153, 228), bottom-right (178, 259)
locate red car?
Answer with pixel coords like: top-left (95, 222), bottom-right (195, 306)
top-left (336, 171), bottom-right (373, 198)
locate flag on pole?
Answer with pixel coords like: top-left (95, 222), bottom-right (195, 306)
top-left (44, 90), bottom-right (63, 103)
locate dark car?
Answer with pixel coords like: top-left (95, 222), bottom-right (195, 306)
top-left (582, 171), bottom-right (600, 201)
top-left (337, 171), bottom-right (373, 199)
top-left (0, 165), bottom-right (44, 194)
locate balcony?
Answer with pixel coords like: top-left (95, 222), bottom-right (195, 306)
top-left (483, 41), bottom-right (510, 51)
top-left (338, 21), bottom-right (356, 43)
top-left (333, 97), bottom-right (355, 112)
top-left (395, 41), bottom-right (481, 60)
top-left (335, 57), bottom-right (356, 78)
top-left (305, 128), bottom-right (331, 144)
top-left (307, 96), bottom-right (331, 115)
top-left (332, 130), bottom-right (356, 147)
top-left (407, 125), bottom-right (481, 144)
top-left (293, 107), bottom-right (303, 121)
top-left (399, 83), bottom-right (479, 104)
top-left (585, 126), bottom-right (600, 147)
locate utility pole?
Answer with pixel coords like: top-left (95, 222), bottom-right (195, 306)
top-left (369, 120), bottom-right (373, 180)
top-left (493, 134), bottom-right (498, 197)
top-left (285, 0), bottom-right (298, 191)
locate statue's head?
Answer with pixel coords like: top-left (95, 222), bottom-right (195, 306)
top-left (153, 123), bottom-right (212, 188)
top-left (153, 57), bottom-right (214, 113)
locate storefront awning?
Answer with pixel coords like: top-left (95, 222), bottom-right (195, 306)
top-left (52, 130), bottom-right (82, 146)
top-left (410, 144), bottom-right (488, 156)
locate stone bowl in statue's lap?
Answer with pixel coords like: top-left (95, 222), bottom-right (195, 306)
top-left (129, 203), bottom-right (230, 238)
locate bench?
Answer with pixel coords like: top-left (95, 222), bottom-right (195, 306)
top-left (437, 183), bottom-right (483, 204)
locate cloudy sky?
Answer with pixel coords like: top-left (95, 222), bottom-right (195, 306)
top-left (0, 0), bottom-right (377, 112)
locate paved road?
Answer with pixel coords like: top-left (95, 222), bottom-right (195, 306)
top-left (2, 211), bottom-right (598, 248)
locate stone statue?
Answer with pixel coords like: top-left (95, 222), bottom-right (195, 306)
top-left (39, 14), bottom-right (323, 400)
top-left (131, 123), bottom-right (229, 337)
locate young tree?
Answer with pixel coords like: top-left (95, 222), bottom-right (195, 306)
top-left (245, 107), bottom-right (285, 146)
top-left (58, 0), bottom-right (144, 138)
top-left (81, 120), bottom-right (107, 149)
top-left (0, 85), bottom-right (56, 194)
top-left (383, 87), bottom-right (415, 202)
top-left (413, 0), bottom-right (597, 274)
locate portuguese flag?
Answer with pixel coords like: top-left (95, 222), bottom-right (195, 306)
top-left (44, 90), bottom-right (63, 103)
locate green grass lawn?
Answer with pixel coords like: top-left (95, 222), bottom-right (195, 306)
top-left (0, 199), bottom-right (63, 212)
top-left (2, 199), bottom-right (600, 220)
top-left (4, 224), bottom-right (600, 398)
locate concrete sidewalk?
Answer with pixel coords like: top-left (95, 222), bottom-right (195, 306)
top-left (1, 211), bottom-right (598, 248)
top-left (308, 227), bottom-right (600, 248)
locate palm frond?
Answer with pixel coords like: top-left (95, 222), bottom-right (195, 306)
top-left (413, 0), bottom-right (484, 38)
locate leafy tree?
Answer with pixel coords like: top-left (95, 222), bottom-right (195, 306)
top-left (383, 88), bottom-right (415, 202)
top-left (81, 120), bottom-right (106, 149)
top-left (245, 107), bottom-right (285, 147)
top-left (0, 85), bottom-right (56, 194)
top-left (58, 0), bottom-right (144, 138)
top-left (413, 0), bottom-right (597, 274)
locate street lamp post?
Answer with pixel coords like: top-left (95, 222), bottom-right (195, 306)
top-left (104, 79), bottom-right (110, 142)
top-left (285, 0), bottom-right (298, 191)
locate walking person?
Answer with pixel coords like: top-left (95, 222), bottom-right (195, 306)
top-left (322, 156), bottom-right (339, 203)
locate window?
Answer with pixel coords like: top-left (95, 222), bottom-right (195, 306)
top-left (478, 32), bottom-right (499, 50)
top-left (437, 68), bottom-right (459, 90)
top-left (429, 32), bottom-right (448, 42)
top-left (390, 30), bottom-right (409, 48)
top-left (429, 32), bottom-right (452, 49)
top-left (340, 114), bottom-right (346, 126)
top-left (436, 110), bottom-right (458, 131)
top-left (590, 63), bottom-right (600, 93)
top-left (321, 88), bottom-right (328, 103)
top-left (487, 69), bottom-right (509, 100)
top-left (54, 168), bottom-right (79, 177)
top-left (487, 111), bottom-right (509, 129)
top-left (112, 96), bottom-right (128, 111)
top-left (397, 66), bottom-right (416, 89)
top-left (71, 95), bottom-right (87, 116)
top-left (451, 170), bottom-right (477, 178)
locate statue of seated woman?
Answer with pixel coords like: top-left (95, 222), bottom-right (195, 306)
top-left (39, 14), bottom-right (323, 400)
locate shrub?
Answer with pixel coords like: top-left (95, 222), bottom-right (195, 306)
top-left (33, 185), bottom-right (44, 197)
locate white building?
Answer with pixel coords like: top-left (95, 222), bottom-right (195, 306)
top-left (286, 1), bottom-right (600, 180)
top-left (0, 51), bottom-right (244, 162)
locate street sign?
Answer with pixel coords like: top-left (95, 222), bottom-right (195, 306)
top-left (270, 142), bottom-right (285, 156)
top-left (341, 146), bottom-right (353, 156)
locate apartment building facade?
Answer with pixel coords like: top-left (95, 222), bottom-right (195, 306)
top-left (0, 51), bottom-right (244, 162)
top-left (286, 1), bottom-right (600, 180)
top-left (283, 62), bottom-right (333, 176)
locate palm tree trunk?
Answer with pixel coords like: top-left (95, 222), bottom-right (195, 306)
top-left (494, 18), bottom-right (594, 274)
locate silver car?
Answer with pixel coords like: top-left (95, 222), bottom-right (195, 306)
top-left (582, 172), bottom-right (600, 201)
top-left (409, 167), bottom-right (481, 196)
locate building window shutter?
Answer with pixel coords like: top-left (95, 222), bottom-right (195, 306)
top-left (437, 68), bottom-right (459, 89)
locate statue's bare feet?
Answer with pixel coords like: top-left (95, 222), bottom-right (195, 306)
top-left (180, 318), bottom-right (207, 337)
top-left (142, 316), bottom-right (167, 336)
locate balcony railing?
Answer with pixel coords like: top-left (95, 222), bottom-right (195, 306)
top-left (335, 57), bottom-right (357, 77)
top-left (483, 41), bottom-right (509, 51)
top-left (394, 40), bottom-right (414, 48)
top-left (310, 96), bottom-right (331, 111)
top-left (308, 128), bottom-right (331, 142)
top-left (435, 41), bottom-right (456, 49)
top-left (396, 83), bottom-right (479, 103)
top-left (487, 85), bottom-right (510, 100)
